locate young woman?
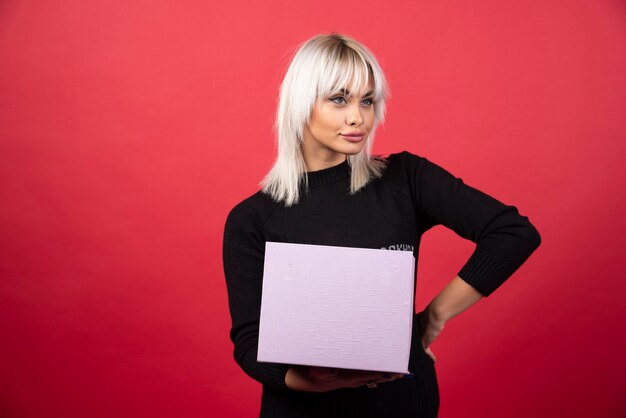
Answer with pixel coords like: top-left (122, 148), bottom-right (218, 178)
top-left (223, 32), bottom-right (541, 418)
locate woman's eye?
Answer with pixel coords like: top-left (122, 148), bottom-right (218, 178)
top-left (330, 96), bottom-right (374, 106)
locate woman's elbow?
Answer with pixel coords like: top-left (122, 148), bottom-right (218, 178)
top-left (525, 221), bottom-right (542, 251)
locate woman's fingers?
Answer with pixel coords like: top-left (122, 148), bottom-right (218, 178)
top-left (424, 346), bottom-right (437, 363)
top-left (369, 372), bottom-right (405, 385)
top-left (307, 366), bottom-right (335, 381)
top-left (308, 366), bottom-right (404, 388)
top-left (417, 309), bottom-right (443, 364)
top-left (323, 368), bottom-right (404, 387)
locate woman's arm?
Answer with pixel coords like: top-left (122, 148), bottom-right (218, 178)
top-left (427, 276), bottom-right (484, 324)
top-left (285, 366), bottom-right (404, 392)
top-left (405, 151), bottom-right (542, 297)
top-left (401, 152), bottom-right (541, 359)
top-left (418, 275), bottom-right (484, 361)
top-left (223, 202), bottom-right (292, 390)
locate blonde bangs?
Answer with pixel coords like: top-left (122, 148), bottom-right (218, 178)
top-left (317, 46), bottom-right (376, 103)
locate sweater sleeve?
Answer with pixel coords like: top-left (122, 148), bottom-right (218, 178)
top-left (222, 202), bottom-right (292, 390)
top-left (402, 151), bottom-right (542, 296)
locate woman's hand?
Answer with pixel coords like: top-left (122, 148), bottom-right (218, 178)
top-left (285, 365), bottom-right (404, 392)
top-left (416, 309), bottom-right (445, 363)
top-left (416, 275), bottom-right (485, 363)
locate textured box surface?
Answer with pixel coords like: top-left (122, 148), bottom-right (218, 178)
top-left (257, 241), bottom-right (415, 373)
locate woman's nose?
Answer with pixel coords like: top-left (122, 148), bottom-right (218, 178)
top-left (347, 104), bottom-right (363, 126)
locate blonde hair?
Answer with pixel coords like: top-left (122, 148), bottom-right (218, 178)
top-left (260, 32), bottom-right (390, 206)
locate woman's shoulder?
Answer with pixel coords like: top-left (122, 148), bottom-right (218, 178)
top-left (382, 150), bottom-right (428, 164)
top-left (226, 189), bottom-right (280, 228)
top-left (376, 150), bottom-right (431, 178)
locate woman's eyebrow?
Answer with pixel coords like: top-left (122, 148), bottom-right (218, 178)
top-left (337, 88), bottom-right (375, 97)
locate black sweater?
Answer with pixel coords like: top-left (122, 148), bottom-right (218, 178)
top-left (222, 151), bottom-right (541, 417)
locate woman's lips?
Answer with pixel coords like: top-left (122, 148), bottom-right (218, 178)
top-left (341, 134), bottom-right (365, 143)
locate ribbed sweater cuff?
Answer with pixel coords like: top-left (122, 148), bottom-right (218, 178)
top-left (256, 361), bottom-right (292, 391)
top-left (457, 246), bottom-right (516, 296)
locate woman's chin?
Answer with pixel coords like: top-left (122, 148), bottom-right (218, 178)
top-left (336, 142), bottom-right (366, 155)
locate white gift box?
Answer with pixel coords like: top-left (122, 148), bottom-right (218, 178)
top-left (257, 242), bottom-right (415, 373)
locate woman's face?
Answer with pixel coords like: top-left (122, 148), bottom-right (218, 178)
top-left (302, 79), bottom-right (376, 170)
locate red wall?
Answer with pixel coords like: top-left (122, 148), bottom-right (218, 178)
top-left (1, 1), bottom-right (625, 417)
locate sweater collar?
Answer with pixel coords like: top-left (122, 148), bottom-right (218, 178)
top-left (304, 159), bottom-right (351, 188)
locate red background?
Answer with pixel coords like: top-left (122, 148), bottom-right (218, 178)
top-left (1, 1), bottom-right (625, 417)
